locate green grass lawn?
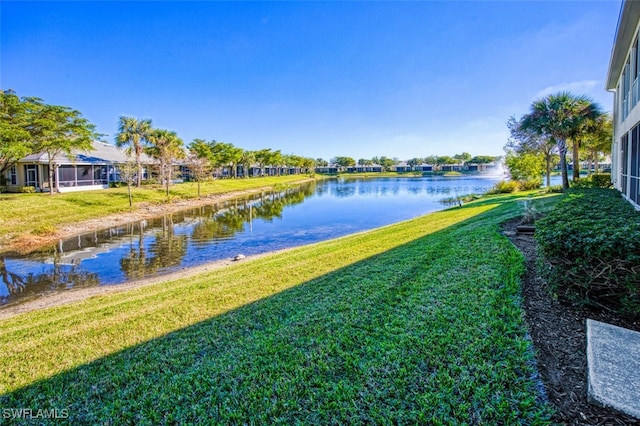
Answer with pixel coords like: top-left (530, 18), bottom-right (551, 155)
top-left (0, 192), bottom-right (560, 424)
top-left (0, 175), bottom-right (315, 249)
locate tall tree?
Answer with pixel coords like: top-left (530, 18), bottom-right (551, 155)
top-left (211, 142), bottom-right (243, 178)
top-left (468, 155), bottom-right (497, 164)
top-left (301, 157), bottom-right (316, 174)
top-left (187, 139), bottom-right (213, 197)
top-left (453, 152), bottom-right (472, 165)
top-left (581, 113), bottom-right (613, 175)
top-left (239, 150), bottom-right (256, 178)
top-left (0, 90), bottom-right (36, 177)
top-left (436, 155), bottom-right (457, 166)
top-left (30, 103), bottom-right (98, 194)
top-left (504, 151), bottom-right (545, 183)
top-left (115, 116), bottom-right (152, 187)
top-left (333, 156), bottom-right (356, 168)
top-left (506, 115), bottom-right (557, 187)
top-left (377, 156), bottom-right (396, 171)
top-left (424, 155), bottom-right (438, 166)
top-left (520, 92), bottom-right (602, 191)
top-left (269, 150), bottom-right (284, 176)
top-left (146, 129), bottom-right (185, 197)
top-left (407, 158), bottom-right (422, 167)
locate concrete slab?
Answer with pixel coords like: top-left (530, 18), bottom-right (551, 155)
top-left (586, 319), bottom-right (640, 419)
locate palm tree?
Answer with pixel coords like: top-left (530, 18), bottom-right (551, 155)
top-left (115, 116), bottom-right (152, 187)
top-left (240, 150), bottom-right (256, 178)
top-left (582, 113), bottom-right (613, 175)
top-left (255, 149), bottom-right (273, 176)
top-left (520, 92), bottom-right (602, 191)
top-left (146, 129), bottom-right (185, 197)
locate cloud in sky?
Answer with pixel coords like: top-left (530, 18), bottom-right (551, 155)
top-left (533, 80), bottom-right (602, 101)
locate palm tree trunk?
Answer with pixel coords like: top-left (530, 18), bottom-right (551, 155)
top-left (559, 139), bottom-right (570, 190)
top-left (165, 163), bottom-right (171, 197)
top-left (135, 147), bottom-right (142, 187)
top-left (545, 153), bottom-right (551, 188)
top-left (136, 162), bottom-right (142, 187)
top-left (572, 140), bottom-right (580, 182)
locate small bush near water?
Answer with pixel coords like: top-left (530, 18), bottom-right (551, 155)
top-left (486, 179), bottom-right (541, 194)
top-left (536, 188), bottom-right (640, 314)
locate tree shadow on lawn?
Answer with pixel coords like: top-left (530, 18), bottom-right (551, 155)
top-left (0, 199), bottom-right (553, 424)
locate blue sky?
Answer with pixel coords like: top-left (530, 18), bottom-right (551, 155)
top-left (1, 1), bottom-right (621, 161)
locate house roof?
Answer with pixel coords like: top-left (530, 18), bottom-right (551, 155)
top-left (19, 141), bottom-right (155, 165)
top-left (607, 0), bottom-right (640, 90)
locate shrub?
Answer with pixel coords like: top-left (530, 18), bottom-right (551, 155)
top-left (486, 180), bottom-right (519, 194)
top-left (535, 188), bottom-right (640, 314)
top-left (518, 180), bottom-right (541, 191)
top-left (546, 185), bottom-right (563, 193)
top-left (19, 186), bottom-right (36, 193)
top-left (591, 173), bottom-right (612, 188)
top-left (570, 173), bottom-right (612, 189)
top-left (441, 193), bottom-right (483, 207)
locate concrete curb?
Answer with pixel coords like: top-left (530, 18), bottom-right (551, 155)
top-left (586, 319), bottom-right (640, 419)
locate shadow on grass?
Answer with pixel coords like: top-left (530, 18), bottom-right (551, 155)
top-left (0, 195), bottom-right (555, 424)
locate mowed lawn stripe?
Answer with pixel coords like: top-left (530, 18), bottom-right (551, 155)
top-left (0, 204), bottom-right (493, 390)
top-left (0, 194), bottom-right (557, 423)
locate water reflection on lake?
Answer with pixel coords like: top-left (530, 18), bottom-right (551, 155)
top-left (0, 175), bottom-right (502, 307)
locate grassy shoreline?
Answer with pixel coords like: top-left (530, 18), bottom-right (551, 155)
top-left (0, 191), bottom-right (560, 423)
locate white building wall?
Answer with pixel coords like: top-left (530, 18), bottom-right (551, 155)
top-left (610, 4), bottom-right (640, 209)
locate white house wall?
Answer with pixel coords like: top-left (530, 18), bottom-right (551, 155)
top-left (609, 1), bottom-right (640, 209)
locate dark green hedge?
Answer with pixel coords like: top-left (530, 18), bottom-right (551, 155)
top-left (570, 173), bottom-right (612, 189)
top-left (535, 188), bottom-right (640, 314)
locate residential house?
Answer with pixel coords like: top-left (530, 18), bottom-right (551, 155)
top-left (607, 0), bottom-right (640, 208)
top-left (346, 164), bottom-right (383, 173)
top-left (415, 163), bottom-right (434, 172)
top-left (466, 162), bottom-right (500, 172)
top-left (440, 164), bottom-right (463, 172)
top-left (3, 141), bottom-right (154, 193)
top-left (392, 162), bottom-right (412, 173)
top-left (315, 165), bottom-right (339, 174)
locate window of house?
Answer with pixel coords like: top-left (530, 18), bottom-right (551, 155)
top-left (623, 60), bottom-right (630, 118)
top-left (632, 125), bottom-right (640, 205)
top-left (622, 132), bottom-right (629, 196)
top-left (59, 165), bottom-right (76, 187)
top-left (77, 165), bottom-right (93, 185)
top-left (633, 38), bottom-right (639, 107)
top-left (94, 165), bottom-right (107, 184)
top-left (9, 166), bottom-right (17, 185)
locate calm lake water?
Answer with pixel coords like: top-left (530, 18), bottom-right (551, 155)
top-left (0, 175), bottom-right (503, 307)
